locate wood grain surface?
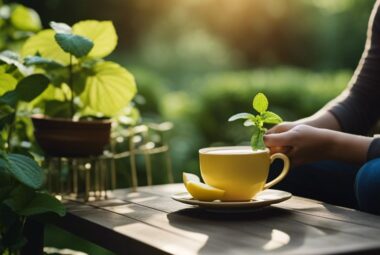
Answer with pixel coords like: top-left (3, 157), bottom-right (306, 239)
top-left (55, 184), bottom-right (380, 255)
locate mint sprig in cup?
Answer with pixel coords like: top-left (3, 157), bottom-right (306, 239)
top-left (228, 93), bottom-right (283, 150)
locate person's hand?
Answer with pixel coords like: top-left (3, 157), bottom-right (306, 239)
top-left (264, 124), bottom-right (332, 166)
top-left (265, 121), bottom-right (299, 155)
top-left (266, 121), bottom-right (298, 135)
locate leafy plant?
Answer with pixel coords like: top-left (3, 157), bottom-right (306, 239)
top-left (0, 2), bottom-right (41, 52)
top-left (0, 151), bottom-right (65, 255)
top-left (0, 52), bottom-right (64, 255)
top-left (228, 92), bottom-right (282, 150)
top-left (0, 49), bottom-right (50, 151)
top-left (21, 20), bottom-right (137, 119)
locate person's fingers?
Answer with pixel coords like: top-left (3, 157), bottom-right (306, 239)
top-left (266, 122), bottom-right (293, 135)
top-left (266, 127), bottom-right (275, 135)
top-left (266, 125), bottom-right (284, 135)
top-left (264, 132), bottom-right (293, 147)
top-left (269, 146), bottom-right (291, 155)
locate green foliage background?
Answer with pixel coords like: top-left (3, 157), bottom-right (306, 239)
top-left (15, 0), bottom-right (368, 186)
top-left (20, 0), bottom-right (374, 70)
top-left (132, 68), bottom-right (349, 180)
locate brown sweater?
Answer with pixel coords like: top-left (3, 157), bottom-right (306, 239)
top-left (328, 0), bottom-right (380, 160)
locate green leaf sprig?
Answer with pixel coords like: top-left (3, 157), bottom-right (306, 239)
top-left (228, 92), bottom-right (283, 150)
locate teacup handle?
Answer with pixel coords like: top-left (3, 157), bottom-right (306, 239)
top-left (263, 153), bottom-right (290, 190)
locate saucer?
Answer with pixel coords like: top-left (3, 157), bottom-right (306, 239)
top-left (171, 189), bottom-right (292, 212)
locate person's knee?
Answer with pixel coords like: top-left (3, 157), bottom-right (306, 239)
top-left (355, 159), bottom-right (380, 214)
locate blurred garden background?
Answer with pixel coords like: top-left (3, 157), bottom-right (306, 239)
top-left (20, 0), bottom-right (374, 178)
top-left (4, 0), bottom-right (377, 254)
top-left (19, 0), bottom-right (374, 180)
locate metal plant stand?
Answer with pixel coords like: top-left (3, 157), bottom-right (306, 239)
top-left (45, 122), bottom-right (174, 201)
top-left (45, 155), bottom-right (114, 201)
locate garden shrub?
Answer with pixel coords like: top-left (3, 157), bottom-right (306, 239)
top-left (129, 67), bottom-right (350, 180)
top-left (131, 67), bottom-right (169, 119)
top-left (138, 68), bottom-right (351, 178)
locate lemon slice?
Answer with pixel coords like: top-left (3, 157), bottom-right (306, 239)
top-left (186, 181), bottom-right (225, 201)
top-left (183, 172), bottom-right (201, 189)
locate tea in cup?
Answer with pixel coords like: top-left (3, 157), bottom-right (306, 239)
top-left (199, 146), bottom-right (289, 201)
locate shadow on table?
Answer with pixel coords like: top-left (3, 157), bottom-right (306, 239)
top-left (167, 206), bottom-right (335, 254)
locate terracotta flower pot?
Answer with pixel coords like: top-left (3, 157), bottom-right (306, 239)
top-left (31, 115), bottom-right (111, 158)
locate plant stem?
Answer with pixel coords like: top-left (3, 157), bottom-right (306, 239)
top-left (6, 103), bottom-right (18, 153)
top-left (69, 54), bottom-right (74, 119)
top-left (6, 122), bottom-right (14, 153)
top-left (20, 216), bottom-right (26, 231)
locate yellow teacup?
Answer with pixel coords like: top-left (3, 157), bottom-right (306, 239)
top-left (199, 146), bottom-right (289, 201)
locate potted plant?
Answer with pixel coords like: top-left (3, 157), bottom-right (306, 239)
top-left (20, 20), bottom-right (137, 157)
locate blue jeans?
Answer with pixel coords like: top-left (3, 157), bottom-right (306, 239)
top-left (269, 159), bottom-right (380, 214)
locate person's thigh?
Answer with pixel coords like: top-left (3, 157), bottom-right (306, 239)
top-left (355, 158), bottom-right (380, 214)
top-left (269, 160), bottom-right (360, 208)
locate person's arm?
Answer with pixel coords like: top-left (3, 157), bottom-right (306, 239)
top-left (324, 0), bottom-right (380, 135)
top-left (270, 0), bottom-right (380, 135)
top-left (329, 130), bottom-right (373, 164)
top-left (267, 111), bottom-right (341, 135)
top-left (264, 125), bottom-right (373, 166)
top-left (295, 111), bottom-right (341, 131)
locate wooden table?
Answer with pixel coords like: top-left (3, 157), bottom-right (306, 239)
top-left (49, 184), bottom-right (380, 255)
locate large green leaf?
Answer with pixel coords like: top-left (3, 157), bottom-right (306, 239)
top-left (0, 73), bottom-right (17, 95)
top-left (16, 74), bottom-right (49, 102)
top-left (4, 154), bottom-right (44, 189)
top-left (4, 185), bottom-right (35, 212)
top-left (73, 20), bottom-right (117, 58)
top-left (10, 4), bottom-right (41, 32)
top-left (21, 29), bottom-right (72, 65)
top-left (30, 83), bottom-right (71, 113)
top-left (0, 91), bottom-right (18, 107)
top-left (32, 83), bottom-right (69, 103)
top-left (80, 61), bottom-right (137, 116)
top-left (0, 171), bottom-right (14, 202)
top-left (55, 33), bottom-right (94, 58)
top-left (18, 192), bottom-right (65, 216)
top-left (0, 185), bottom-right (13, 202)
top-left (4, 185), bottom-right (65, 216)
